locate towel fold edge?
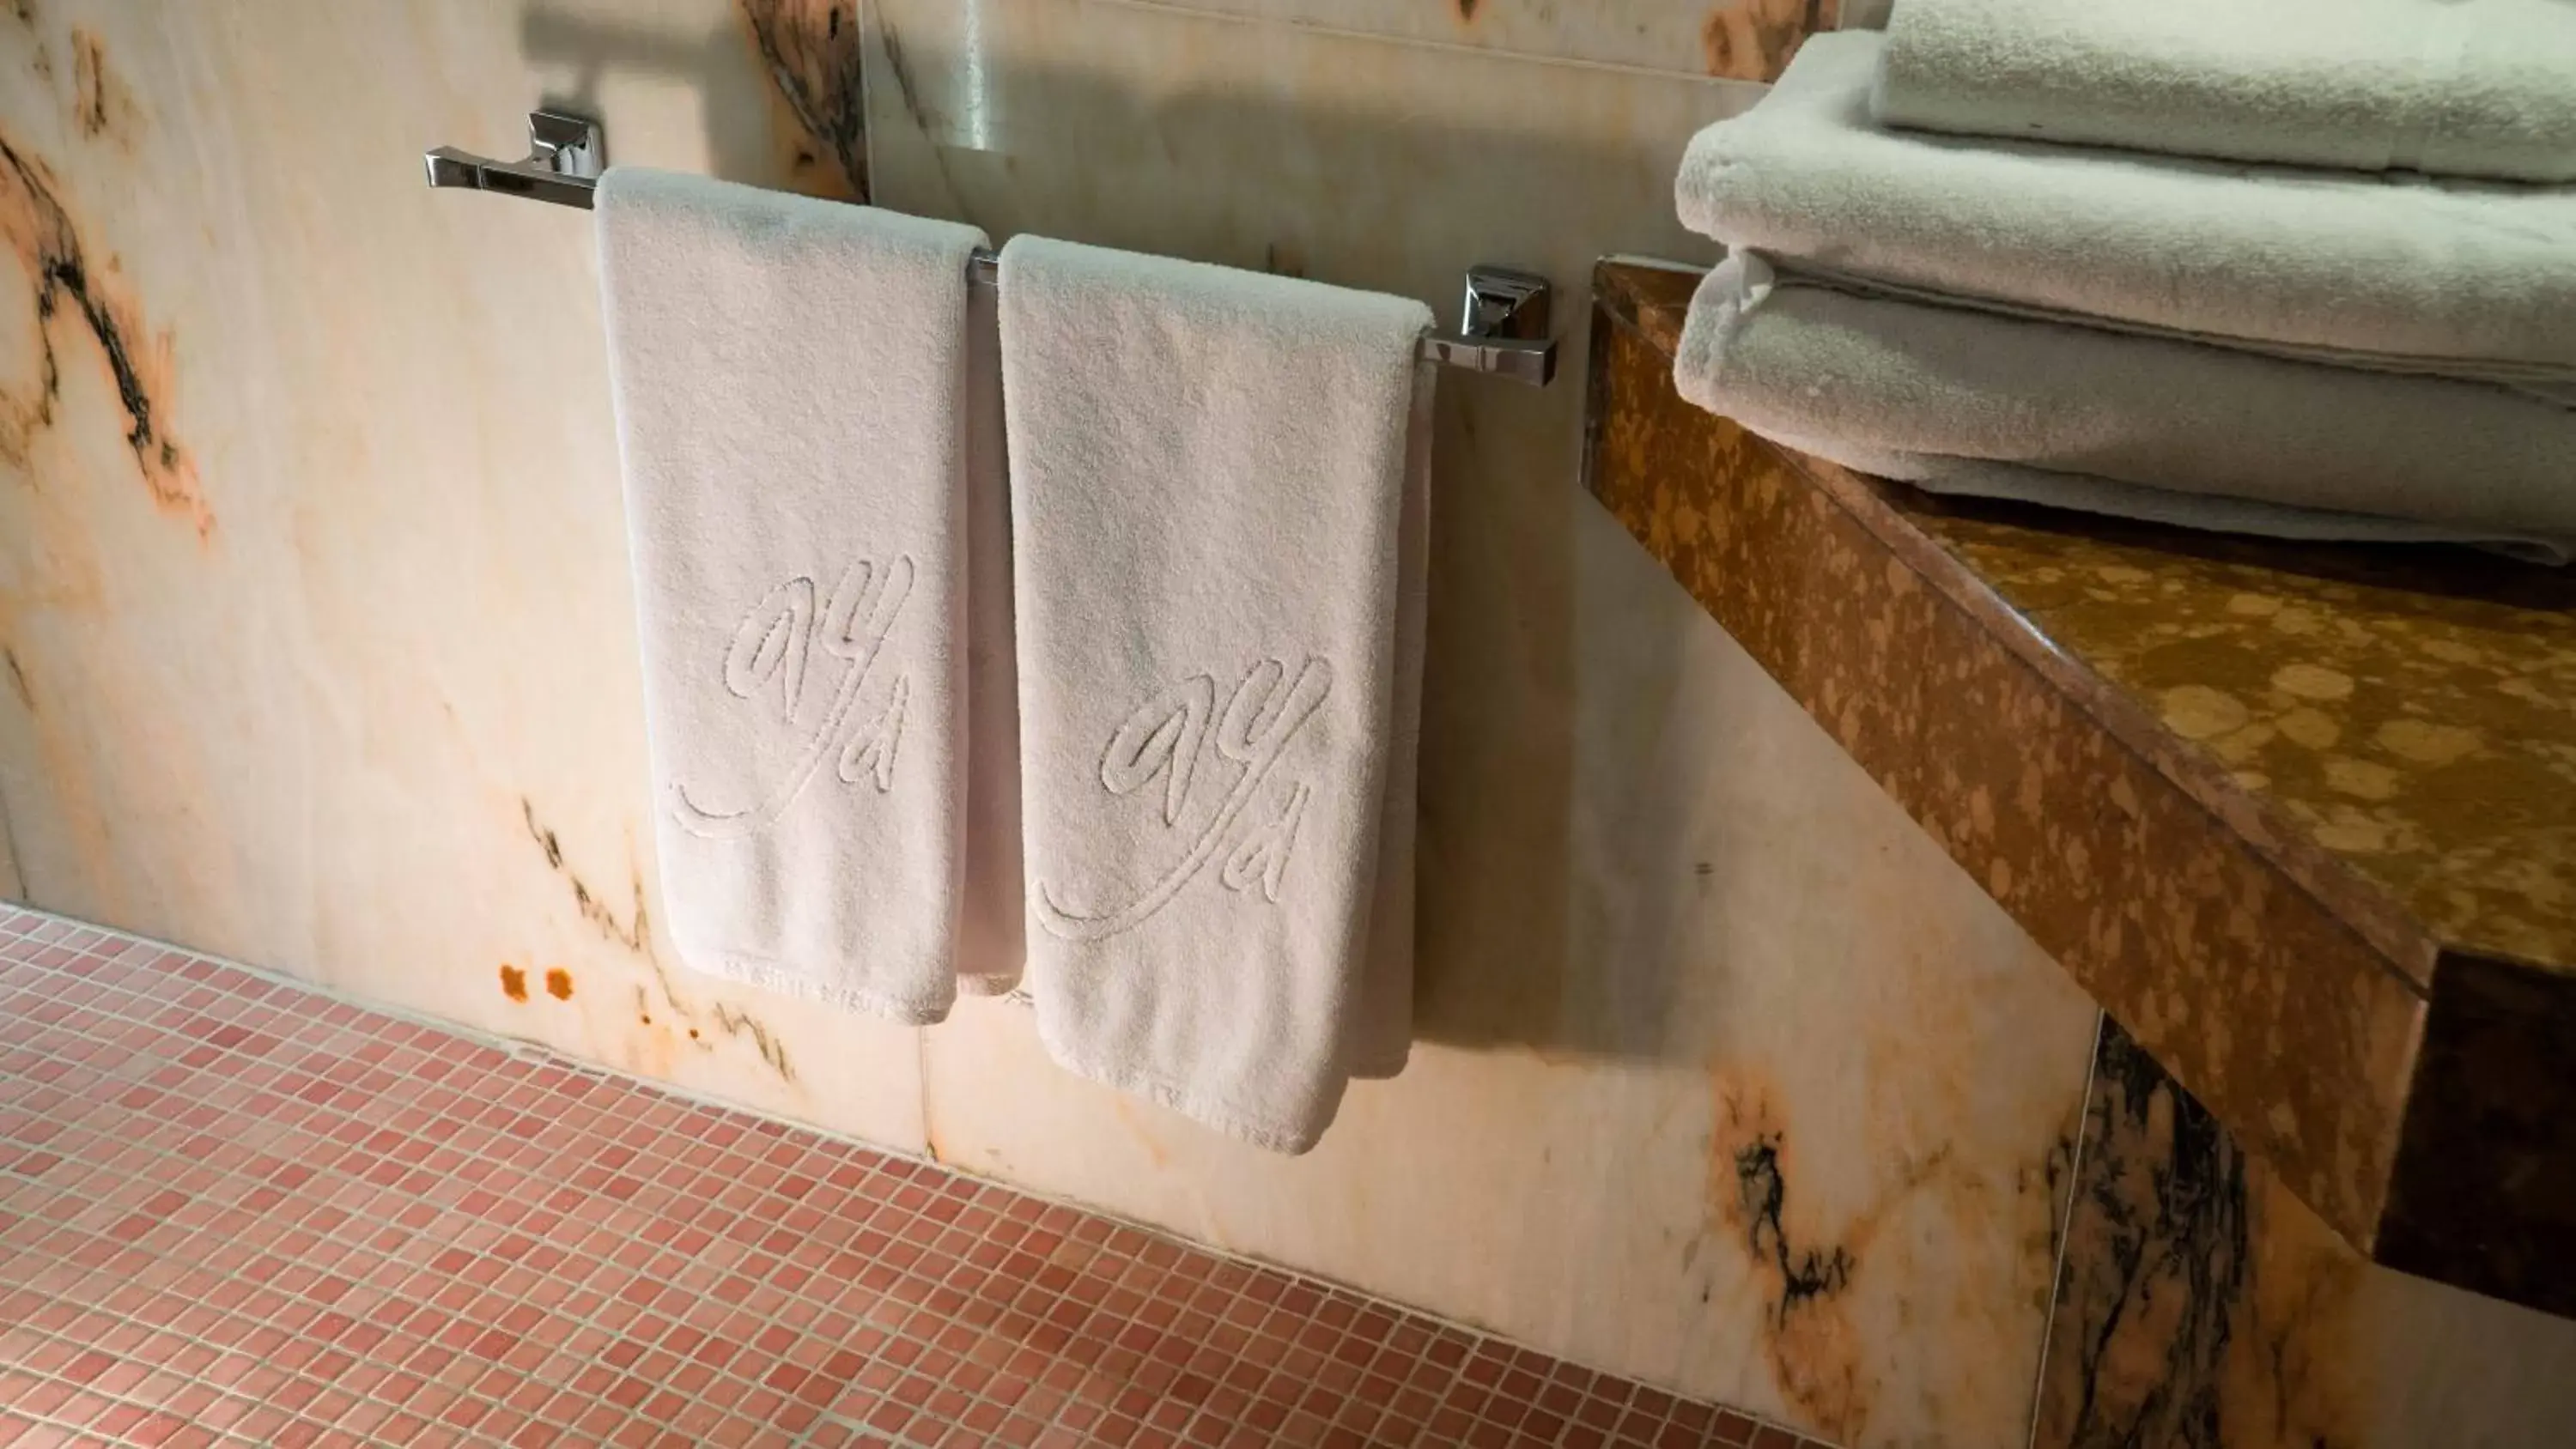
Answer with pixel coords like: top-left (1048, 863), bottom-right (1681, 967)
top-left (1033, 1016), bottom-right (1340, 1156)
top-left (1672, 250), bottom-right (2576, 562)
top-left (683, 948), bottom-right (959, 1029)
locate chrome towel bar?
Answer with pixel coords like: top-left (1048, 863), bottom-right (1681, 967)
top-left (425, 111), bottom-right (1558, 386)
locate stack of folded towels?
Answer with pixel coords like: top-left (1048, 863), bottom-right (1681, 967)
top-left (1671, 0), bottom-right (2576, 560)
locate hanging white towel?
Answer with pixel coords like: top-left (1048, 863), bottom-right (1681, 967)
top-left (1676, 31), bottom-right (2576, 392)
top-left (1872, 0), bottom-right (2576, 184)
top-left (997, 235), bottom-right (1433, 1152)
top-left (1675, 252), bottom-right (2576, 561)
top-left (596, 167), bottom-right (991, 1022)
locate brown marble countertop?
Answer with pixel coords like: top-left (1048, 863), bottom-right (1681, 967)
top-left (1585, 258), bottom-right (2576, 1318)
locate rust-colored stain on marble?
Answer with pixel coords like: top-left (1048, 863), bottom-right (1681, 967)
top-left (0, 131), bottom-right (210, 539)
top-left (740, 0), bottom-right (868, 201)
top-left (1702, 0), bottom-right (1837, 82)
top-left (1454, 0), bottom-right (1482, 22)
top-left (500, 962), bottom-right (574, 1003)
top-left (67, 26), bottom-right (137, 145)
top-left (1111, 1098), bottom-right (1174, 1172)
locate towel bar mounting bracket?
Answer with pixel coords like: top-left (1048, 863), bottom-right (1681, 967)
top-left (426, 110), bottom-right (1558, 385)
top-left (423, 110), bottom-right (604, 207)
top-left (1428, 267), bottom-right (1554, 385)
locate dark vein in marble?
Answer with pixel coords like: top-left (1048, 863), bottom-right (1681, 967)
top-left (0, 131), bottom-right (204, 534)
top-left (874, 16), bottom-right (935, 141)
top-left (71, 37), bottom-right (104, 136)
top-left (9, 0), bottom-right (52, 83)
top-left (522, 795), bottom-right (649, 957)
top-left (739, 0), bottom-right (867, 201)
top-left (1735, 1134), bottom-right (1856, 1321)
top-left (865, 12), bottom-right (979, 226)
top-left (1, 649), bottom-right (28, 712)
top-left (68, 27), bottom-right (134, 145)
top-left (2030, 1123), bottom-right (2081, 1275)
top-left (518, 796), bottom-right (794, 1082)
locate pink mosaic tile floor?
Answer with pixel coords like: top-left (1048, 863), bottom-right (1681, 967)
top-left (0, 905), bottom-right (1830, 1448)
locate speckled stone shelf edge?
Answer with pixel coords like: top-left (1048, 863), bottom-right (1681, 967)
top-left (1580, 258), bottom-right (2576, 1319)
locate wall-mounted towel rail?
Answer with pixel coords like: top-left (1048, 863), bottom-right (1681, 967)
top-left (425, 112), bottom-right (1558, 386)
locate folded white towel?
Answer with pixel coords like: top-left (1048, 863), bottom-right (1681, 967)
top-left (1675, 252), bottom-right (2576, 560)
top-left (1874, 0), bottom-right (2576, 184)
top-left (1786, 440), bottom-right (2573, 566)
top-left (1678, 31), bottom-right (2576, 390)
top-left (597, 168), bottom-right (990, 1022)
top-left (998, 235), bottom-right (1433, 1151)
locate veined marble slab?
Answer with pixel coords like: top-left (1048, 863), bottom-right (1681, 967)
top-left (0, 0), bottom-right (927, 1149)
top-left (3, 3), bottom-right (2092, 1445)
top-left (871, 2), bottom-right (2097, 1443)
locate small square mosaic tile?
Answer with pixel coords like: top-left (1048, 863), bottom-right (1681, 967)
top-left (0, 904), bottom-right (1834, 1447)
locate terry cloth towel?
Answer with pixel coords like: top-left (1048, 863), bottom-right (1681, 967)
top-left (1873, 0), bottom-right (2576, 184)
top-left (597, 167), bottom-right (993, 1022)
top-left (997, 234), bottom-right (1434, 1153)
top-left (1676, 31), bottom-right (2576, 392)
top-left (1674, 252), bottom-right (2576, 561)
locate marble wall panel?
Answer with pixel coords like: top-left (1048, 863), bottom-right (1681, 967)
top-left (4, 2), bottom-right (2087, 1445)
top-left (872, 6), bottom-right (2102, 1444)
top-left (0, 0), bottom-right (928, 1149)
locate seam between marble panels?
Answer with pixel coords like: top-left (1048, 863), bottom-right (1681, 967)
top-left (1084, 0), bottom-right (1777, 88)
top-left (915, 997), bottom-right (935, 1161)
top-left (0, 759), bottom-right (25, 900)
top-left (2021, 1009), bottom-right (2104, 1449)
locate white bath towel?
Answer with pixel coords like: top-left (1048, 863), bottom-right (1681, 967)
top-left (1874, 0), bottom-right (2576, 184)
top-left (1676, 31), bottom-right (2576, 390)
top-left (597, 168), bottom-right (991, 1022)
top-left (1674, 252), bottom-right (2576, 560)
top-left (1782, 440), bottom-right (2573, 566)
top-left (997, 235), bottom-right (1433, 1152)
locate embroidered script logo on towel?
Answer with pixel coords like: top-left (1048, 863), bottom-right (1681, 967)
top-left (1034, 657), bottom-right (1330, 943)
top-left (670, 555), bottom-right (914, 840)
